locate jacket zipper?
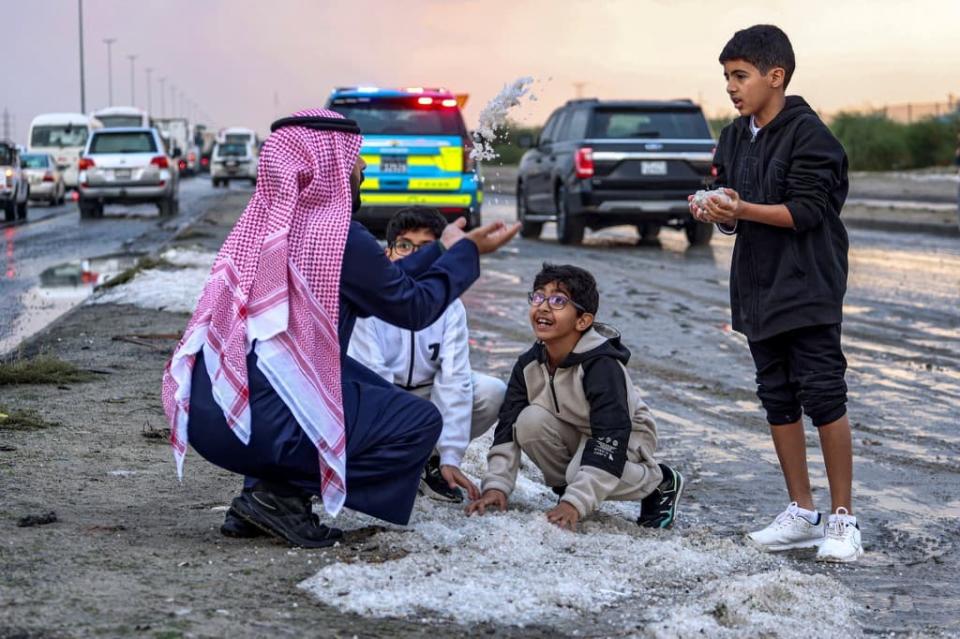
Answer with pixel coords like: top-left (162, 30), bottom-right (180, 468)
top-left (548, 371), bottom-right (560, 413)
top-left (406, 330), bottom-right (416, 388)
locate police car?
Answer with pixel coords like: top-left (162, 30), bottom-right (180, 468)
top-left (327, 87), bottom-right (482, 235)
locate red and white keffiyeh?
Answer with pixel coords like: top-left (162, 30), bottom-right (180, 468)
top-left (161, 108), bottom-right (362, 516)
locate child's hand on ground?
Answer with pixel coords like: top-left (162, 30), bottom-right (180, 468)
top-left (464, 489), bottom-right (507, 516)
top-left (703, 188), bottom-right (742, 224)
top-left (546, 501), bottom-right (580, 531)
top-left (441, 465), bottom-right (481, 501)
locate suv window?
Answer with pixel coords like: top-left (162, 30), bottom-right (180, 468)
top-left (539, 110), bottom-right (563, 145)
top-left (21, 154), bottom-right (49, 169)
top-left (565, 108), bottom-right (591, 141)
top-left (589, 108), bottom-right (711, 139)
top-left (216, 143), bottom-right (248, 157)
top-left (0, 145), bottom-right (13, 165)
top-left (90, 132), bottom-right (158, 154)
top-left (555, 110), bottom-right (577, 141)
top-left (330, 98), bottom-right (468, 137)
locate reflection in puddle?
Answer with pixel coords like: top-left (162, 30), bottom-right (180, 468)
top-left (0, 252), bottom-right (143, 356)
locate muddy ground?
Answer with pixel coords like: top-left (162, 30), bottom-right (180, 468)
top-left (1, 185), bottom-right (959, 638)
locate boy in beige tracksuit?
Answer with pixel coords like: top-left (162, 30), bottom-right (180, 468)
top-left (467, 264), bottom-right (684, 530)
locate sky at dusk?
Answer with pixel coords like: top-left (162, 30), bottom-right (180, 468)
top-left (4, 0), bottom-right (959, 142)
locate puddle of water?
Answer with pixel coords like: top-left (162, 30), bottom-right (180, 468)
top-left (0, 252), bottom-right (143, 356)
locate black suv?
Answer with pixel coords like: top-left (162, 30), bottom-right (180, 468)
top-left (516, 99), bottom-right (716, 245)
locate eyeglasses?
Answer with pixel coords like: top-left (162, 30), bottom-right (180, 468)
top-left (527, 290), bottom-right (585, 312)
top-left (391, 238), bottom-right (434, 256)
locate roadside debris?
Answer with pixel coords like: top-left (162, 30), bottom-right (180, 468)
top-left (17, 511), bottom-right (58, 528)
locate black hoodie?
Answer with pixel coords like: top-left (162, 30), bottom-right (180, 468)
top-left (714, 96), bottom-right (849, 341)
top-left (481, 324), bottom-right (660, 516)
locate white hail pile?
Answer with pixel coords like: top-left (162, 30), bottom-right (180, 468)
top-left (299, 432), bottom-right (860, 635)
top-left (470, 77), bottom-right (536, 163)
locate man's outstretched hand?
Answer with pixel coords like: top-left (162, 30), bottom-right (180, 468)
top-left (441, 218), bottom-right (521, 254)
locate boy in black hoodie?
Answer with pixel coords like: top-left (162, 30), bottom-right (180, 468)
top-left (466, 264), bottom-right (683, 531)
top-left (690, 25), bottom-right (862, 562)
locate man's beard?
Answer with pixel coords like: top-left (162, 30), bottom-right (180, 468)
top-left (350, 173), bottom-right (363, 215)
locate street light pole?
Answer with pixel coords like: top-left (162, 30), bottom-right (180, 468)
top-left (78, 0), bottom-right (86, 113)
top-left (103, 37), bottom-right (116, 106)
top-left (170, 84), bottom-right (176, 117)
top-left (145, 67), bottom-right (153, 115)
top-left (127, 54), bottom-right (137, 106)
top-left (159, 77), bottom-right (166, 117)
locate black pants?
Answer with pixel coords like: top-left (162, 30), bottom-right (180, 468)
top-left (747, 324), bottom-right (848, 427)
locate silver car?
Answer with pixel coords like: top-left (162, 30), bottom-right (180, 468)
top-left (22, 153), bottom-right (66, 205)
top-left (211, 141), bottom-right (257, 187)
top-left (77, 127), bottom-right (179, 219)
top-left (1, 141), bottom-right (29, 222)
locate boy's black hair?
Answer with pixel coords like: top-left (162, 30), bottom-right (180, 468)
top-left (719, 25), bottom-right (796, 89)
top-left (533, 263), bottom-right (599, 315)
top-left (385, 206), bottom-right (447, 245)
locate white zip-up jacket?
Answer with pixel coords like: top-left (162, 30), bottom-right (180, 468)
top-left (347, 300), bottom-right (473, 468)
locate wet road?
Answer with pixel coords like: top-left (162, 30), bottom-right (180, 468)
top-left (472, 193), bottom-right (960, 635)
top-left (0, 178), bottom-right (245, 356)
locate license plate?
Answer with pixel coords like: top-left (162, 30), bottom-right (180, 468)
top-left (641, 161), bottom-right (667, 176)
top-left (114, 169), bottom-right (132, 180)
top-left (226, 161), bottom-right (238, 168)
top-left (381, 156), bottom-right (407, 174)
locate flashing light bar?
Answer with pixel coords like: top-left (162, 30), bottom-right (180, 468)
top-left (418, 97), bottom-right (434, 105)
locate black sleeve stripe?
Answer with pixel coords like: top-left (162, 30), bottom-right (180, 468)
top-left (492, 347), bottom-right (537, 447)
top-left (580, 357), bottom-right (632, 477)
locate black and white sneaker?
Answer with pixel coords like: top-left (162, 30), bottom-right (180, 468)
top-left (418, 455), bottom-right (463, 503)
top-left (232, 485), bottom-right (344, 548)
top-left (638, 463), bottom-right (685, 529)
top-left (220, 496), bottom-right (266, 538)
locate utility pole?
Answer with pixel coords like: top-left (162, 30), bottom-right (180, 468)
top-left (159, 77), bottom-right (166, 117)
top-left (127, 54), bottom-right (137, 105)
top-left (170, 83), bottom-right (176, 117)
top-left (145, 67), bottom-right (153, 114)
top-left (103, 37), bottom-right (117, 106)
top-left (78, 0), bottom-right (86, 113)
top-left (2, 109), bottom-right (10, 141)
top-left (573, 81), bottom-right (586, 99)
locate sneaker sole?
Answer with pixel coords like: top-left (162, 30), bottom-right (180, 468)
top-left (746, 535), bottom-right (825, 552)
top-left (816, 546), bottom-right (865, 563)
top-left (418, 479), bottom-right (463, 503)
top-left (233, 496), bottom-right (342, 549)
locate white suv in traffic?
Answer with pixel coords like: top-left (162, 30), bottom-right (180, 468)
top-left (77, 127), bottom-right (180, 219)
top-left (210, 141), bottom-right (257, 187)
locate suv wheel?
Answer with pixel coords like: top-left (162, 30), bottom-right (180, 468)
top-left (517, 181), bottom-right (543, 239)
top-left (636, 223), bottom-right (660, 245)
top-left (555, 185), bottom-right (584, 245)
top-left (685, 220), bottom-right (714, 246)
top-left (16, 196), bottom-right (27, 221)
top-left (3, 200), bottom-right (14, 223)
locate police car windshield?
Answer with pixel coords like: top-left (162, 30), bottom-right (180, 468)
top-left (331, 98), bottom-right (467, 137)
top-left (589, 108), bottom-right (711, 139)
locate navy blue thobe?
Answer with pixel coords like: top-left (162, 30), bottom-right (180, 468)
top-left (187, 221), bottom-right (480, 524)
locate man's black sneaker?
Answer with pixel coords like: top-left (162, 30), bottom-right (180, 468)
top-left (220, 496), bottom-right (266, 538)
top-left (418, 454), bottom-right (463, 503)
top-left (638, 463), bottom-right (685, 529)
top-left (232, 487), bottom-right (344, 548)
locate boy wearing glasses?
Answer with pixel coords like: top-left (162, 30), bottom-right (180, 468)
top-left (348, 207), bottom-right (507, 503)
top-left (467, 264), bottom-right (683, 531)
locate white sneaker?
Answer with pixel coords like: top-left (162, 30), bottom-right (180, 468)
top-left (816, 507), bottom-right (864, 563)
top-left (747, 502), bottom-right (825, 552)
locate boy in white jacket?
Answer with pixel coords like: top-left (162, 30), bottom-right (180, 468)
top-left (348, 207), bottom-right (507, 503)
